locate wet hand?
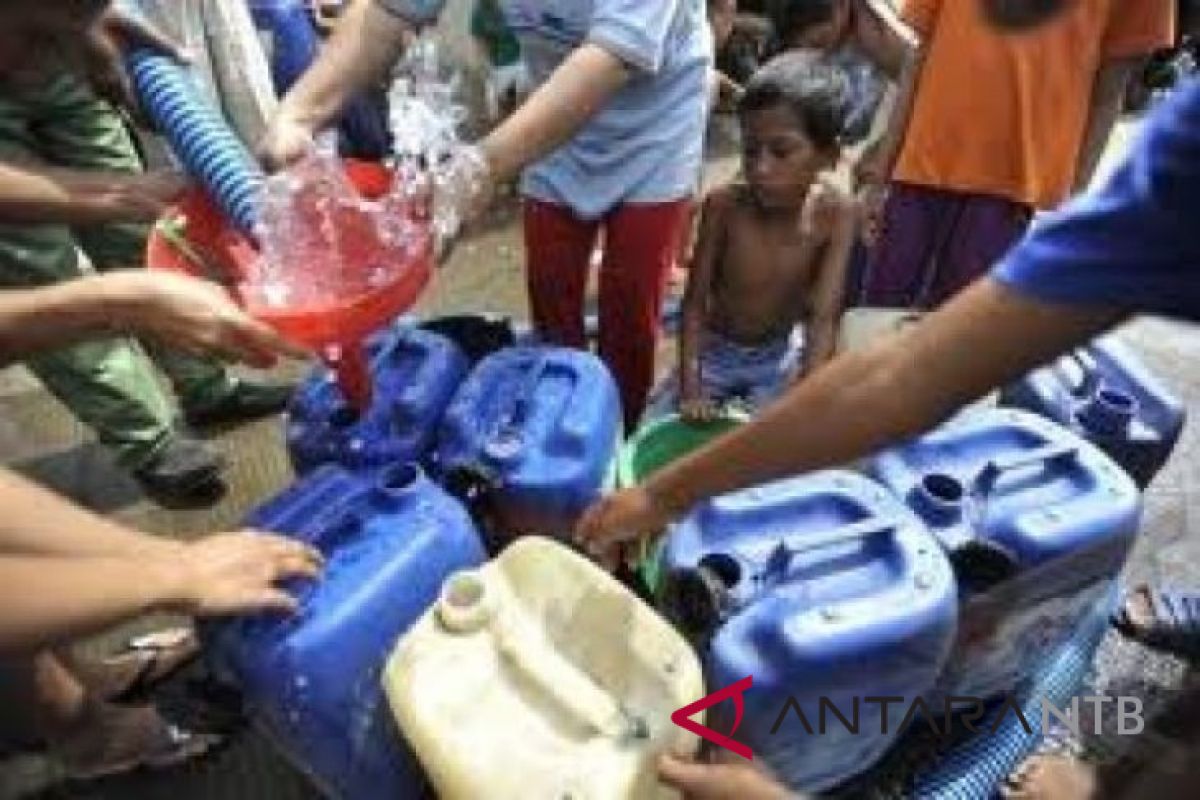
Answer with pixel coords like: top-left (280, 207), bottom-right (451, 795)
top-left (657, 755), bottom-right (798, 800)
top-left (259, 113), bottom-right (317, 173)
top-left (106, 271), bottom-right (308, 368)
top-left (167, 532), bottom-right (324, 618)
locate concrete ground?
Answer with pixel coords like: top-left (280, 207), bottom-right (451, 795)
top-left (1, 118), bottom-right (1197, 799)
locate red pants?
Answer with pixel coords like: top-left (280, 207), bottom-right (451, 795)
top-left (524, 197), bottom-right (693, 430)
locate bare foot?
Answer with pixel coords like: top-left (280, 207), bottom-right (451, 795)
top-left (1002, 755), bottom-right (1100, 800)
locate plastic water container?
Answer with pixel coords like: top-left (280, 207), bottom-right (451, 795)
top-left (869, 408), bottom-right (1141, 700)
top-left (204, 464), bottom-right (486, 799)
top-left (999, 335), bottom-right (1186, 487)
top-left (433, 347), bottom-right (623, 537)
top-left (287, 322), bottom-right (468, 475)
top-left (383, 537), bottom-right (705, 800)
top-left (658, 471), bottom-right (958, 793)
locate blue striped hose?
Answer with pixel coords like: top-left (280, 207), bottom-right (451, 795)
top-left (126, 47), bottom-right (265, 235)
top-left (913, 583), bottom-right (1118, 799)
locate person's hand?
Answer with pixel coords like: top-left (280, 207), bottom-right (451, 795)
top-left (431, 144), bottom-right (494, 265)
top-left (575, 486), bottom-right (673, 564)
top-left (164, 532), bottom-right (324, 617)
top-left (101, 271), bottom-right (309, 367)
top-left (84, 9), bottom-right (190, 122)
top-left (657, 754), bottom-right (797, 800)
top-left (259, 112), bottom-right (318, 173)
top-left (78, 170), bottom-right (189, 224)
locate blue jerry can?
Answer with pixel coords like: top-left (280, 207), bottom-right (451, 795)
top-left (870, 408), bottom-right (1142, 700)
top-left (658, 471), bottom-right (958, 793)
top-left (287, 323), bottom-right (469, 475)
top-left (204, 463), bottom-right (486, 800)
top-left (999, 334), bottom-right (1186, 487)
top-left (432, 347), bottom-right (623, 537)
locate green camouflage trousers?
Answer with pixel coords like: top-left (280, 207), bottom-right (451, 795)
top-left (0, 71), bottom-right (236, 468)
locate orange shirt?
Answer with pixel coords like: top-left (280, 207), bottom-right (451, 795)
top-left (895, 0), bottom-right (1175, 209)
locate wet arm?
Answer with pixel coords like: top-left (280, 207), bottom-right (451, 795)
top-left (645, 280), bottom-right (1126, 516)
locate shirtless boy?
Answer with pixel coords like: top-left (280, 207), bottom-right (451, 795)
top-left (657, 55), bottom-right (856, 421)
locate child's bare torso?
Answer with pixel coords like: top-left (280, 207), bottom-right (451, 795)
top-left (707, 184), bottom-right (834, 346)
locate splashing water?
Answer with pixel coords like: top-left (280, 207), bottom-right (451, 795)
top-left (248, 33), bottom-right (484, 313)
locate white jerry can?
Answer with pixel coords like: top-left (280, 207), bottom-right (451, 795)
top-left (383, 537), bottom-right (705, 800)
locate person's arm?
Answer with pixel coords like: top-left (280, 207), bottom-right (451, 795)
top-left (0, 162), bottom-right (185, 226)
top-left (678, 191), bottom-right (728, 418)
top-left (798, 192), bottom-right (856, 379)
top-left (0, 532), bottom-right (322, 654)
top-left (578, 279), bottom-right (1126, 545)
top-left (854, 0), bottom-right (920, 81)
top-left (261, 0), bottom-right (416, 169)
top-left (478, 44), bottom-right (630, 183)
top-left (853, 39), bottom-right (926, 190)
top-left (0, 469), bottom-right (177, 560)
top-left (0, 271), bottom-right (306, 368)
top-left (1074, 0), bottom-right (1177, 190)
top-left (1073, 58), bottom-right (1141, 191)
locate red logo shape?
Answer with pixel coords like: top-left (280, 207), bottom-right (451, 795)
top-left (670, 676), bottom-right (755, 760)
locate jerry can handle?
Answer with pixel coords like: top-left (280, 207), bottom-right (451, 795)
top-left (487, 355), bottom-right (549, 452)
top-left (970, 442), bottom-right (1079, 502)
top-left (764, 518), bottom-right (899, 580)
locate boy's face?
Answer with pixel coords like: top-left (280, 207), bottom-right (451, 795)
top-left (740, 105), bottom-right (836, 211)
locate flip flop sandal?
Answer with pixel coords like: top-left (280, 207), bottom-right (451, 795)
top-left (1112, 585), bottom-right (1200, 659)
top-left (63, 720), bottom-right (224, 782)
top-left (101, 627), bottom-right (201, 702)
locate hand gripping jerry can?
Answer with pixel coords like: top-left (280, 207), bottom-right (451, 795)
top-left (432, 347), bottom-right (623, 537)
top-left (287, 322), bottom-right (469, 475)
top-left (870, 408), bottom-right (1142, 699)
top-left (204, 463), bottom-right (486, 799)
top-left (382, 537), bottom-right (705, 800)
top-left (999, 334), bottom-right (1186, 487)
top-left (657, 471), bottom-right (958, 793)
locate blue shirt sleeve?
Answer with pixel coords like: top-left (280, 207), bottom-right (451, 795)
top-left (993, 81), bottom-right (1200, 323)
top-left (588, 0), bottom-right (683, 74)
top-left (376, 0), bottom-right (444, 25)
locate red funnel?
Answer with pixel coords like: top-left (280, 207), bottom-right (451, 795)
top-left (146, 161), bottom-right (433, 409)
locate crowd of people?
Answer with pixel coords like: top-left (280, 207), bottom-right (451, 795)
top-left (0, 0), bottom-right (1196, 796)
